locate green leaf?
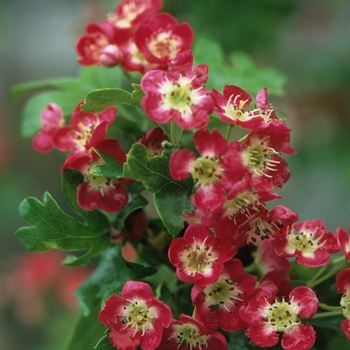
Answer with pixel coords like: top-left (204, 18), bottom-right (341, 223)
top-left (16, 169), bottom-right (111, 266)
top-left (89, 149), bottom-right (124, 179)
top-left (112, 193), bottom-right (148, 232)
top-left (123, 143), bottom-right (194, 236)
top-left (14, 65), bottom-right (123, 138)
top-left (95, 335), bottom-right (115, 350)
top-left (64, 305), bottom-right (106, 350)
top-left (75, 243), bottom-right (156, 316)
top-left (81, 88), bottom-right (140, 113)
top-left (131, 83), bottom-right (145, 103)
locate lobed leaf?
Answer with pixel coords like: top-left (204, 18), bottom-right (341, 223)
top-left (123, 143), bottom-right (194, 237)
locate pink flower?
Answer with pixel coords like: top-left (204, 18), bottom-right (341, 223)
top-left (135, 13), bottom-right (194, 67)
top-left (141, 50), bottom-right (213, 130)
top-left (138, 127), bottom-right (169, 156)
top-left (239, 283), bottom-right (318, 350)
top-left (76, 21), bottom-right (123, 67)
top-left (337, 225), bottom-right (350, 260)
top-left (107, 0), bottom-right (163, 29)
top-left (335, 268), bottom-right (350, 340)
top-left (54, 102), bottom-right (116, 153)
top-left (274, 219), bottom-right (339, 267)
top-left (168, 223), bottom-right (233, 286)
top-left (99, 281), bottom-right (172, 350)
top-left (192, 259), bottom-right (256, 332)
top-left (62, 139), bottom-right (129, 212)
top-left (157, 314), bottom-right (228, 350)
top-left (32, 103), bottom-right (64, 152)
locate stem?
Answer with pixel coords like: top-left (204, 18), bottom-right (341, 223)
top-left (307, 258), bottom-right (347, 289)
top-left (318, 302), bottom-right (342, 312)
top-left (170, 121), bottom-right (177, 146)
top-left (308, 264), bottom-right (330, 285)
top-left (309, 310), bottom-right (343, 319)
top-left (225, 124), bottom-right (234, 143)
top-left (238, 134), bottom-right (248, 143)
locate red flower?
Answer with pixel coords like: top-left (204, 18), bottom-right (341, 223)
top-left (76, 21), bottom-right (123, 67)
top-left (138, 127), bottom-right (169, 156)
top-left (192, 259), bottom-right (257, 332)
top-left (274, 219), bottom-right (339, 267)
top-left (62, 139), bottom-right (129, 212)
top-left (337, 225), bottom-right (350, 261)
top-left (335, 268), bottom-right (350, 340)
top-left (239, 283), bottom-right (318, 350)
top-left (140, 50), bottom-right (213, 130)
top-left (32, 103), bottom-right (64, 152)
top-left (54, 102), bottom-right (116, 153)
top-left (157, 314), bottom-right (228, 350)
top-left (107, 0), bottom-right (163, 29)
top-left (99, 281), bottom-right (172, 350)
top-left (135, 13), bottom-right (193, 67)
top-left (168, 224), bottom-right (233, 286)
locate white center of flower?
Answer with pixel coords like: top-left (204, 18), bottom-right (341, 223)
top-left (159, 77), bottom-right (204, 119)
top-left (147, 31), bottom-right (181, 59)
top-left (120, 299), bottom-right (154, 335)
top-left (260, 296), bottom-right (300, 333)
top-left (224, 191), bottom-right (259, 217)
top-left (169, 324), bottom-right (209, 349)
top-left (191, 156), bottom-right (222, 187)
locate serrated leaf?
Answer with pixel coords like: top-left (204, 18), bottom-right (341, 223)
top-left (131, 83), bottom-right (145, 102)
top-left (64, 305), bottom-right (105, 350)
top-left (112, 193), bottom-right (148, 232)
top-left (89, 149), bottom-right (124, 178)
top-left (123, 143), bottom-right (194, 236)
top-left (16, 169), bottom-right (111, 266)
top-left (95, 335), bottom-right (115, 350)
top-left (81, 88), bottom-right (140, 113)
top-left (75, 244), bottom-right (156, 316)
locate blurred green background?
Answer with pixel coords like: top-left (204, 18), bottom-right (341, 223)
top-left (1, 0), bottom-right (350, 349)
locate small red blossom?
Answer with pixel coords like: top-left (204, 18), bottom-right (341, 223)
top-left (54, 102), bottom-right (116, 153)
top-left (62, 139), bottom-right (129, 212)
top-left (99, 281), bottom-right (172, 350)
top-left (239, 283), bottom-right (318, 350)
top-left (170, 128), bottom-right (245, 213)
top-left (192, 258), bottom-right (257, 332)
top-left (138, 127), bottom-right (169, 156)
top-left (337, 225), bottom-right (350, 261)
top-left (140, 50), bottom-right (213, 130)
top-left (168, 223), bottom-right (233, 286)
top-left (32, 103), bottom-right (65, 152)
top-left (274, 219), bottom-right (339, 267)
top-left (335, 268), bottom-right (350, 340)
top-left (157, 314), bottom-right (228, 350)
top-left (135, 13), bottom-right (194, 68)
top-left (76, 21), bottom-right (123, 67)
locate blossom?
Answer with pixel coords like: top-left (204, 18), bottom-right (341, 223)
top-left (157, 314), bottom-right (228, 350)
top-left (107, 0), bottom-right (163, 29)
top-left (76, 21), bottom-right (123, 67)
top-left (170, 128), bottom-right (242, 213)
top-left (140, 50), bottom-right (213, 130)
top-left (337, 225), bottom-right (350, 261)
top-left (54, 102), bottom-right (116, 153)
top-left (99, 281), bottom-right (172, 350)
top-left (135, 13), bottom-right (194, 68)
top-left (335, 268), bottom-right (350, 340)
top-left (62, 139), bottom-right (129, 212)
top-left (239, 283), bottom-right (319, 350)
top-left (138, 127), bottom-right (169, 156)
top-left (192, 259), bottom-right (257, 332)
top-left (32, 103), bottom-right (65, 152)
top-left (168, 223), bottom-right (233, 286)
top-left (273, 219), bottom-right (339, 267)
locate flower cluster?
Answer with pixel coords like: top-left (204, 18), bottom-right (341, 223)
top-left (21, 0), bottom-right (350, 349)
